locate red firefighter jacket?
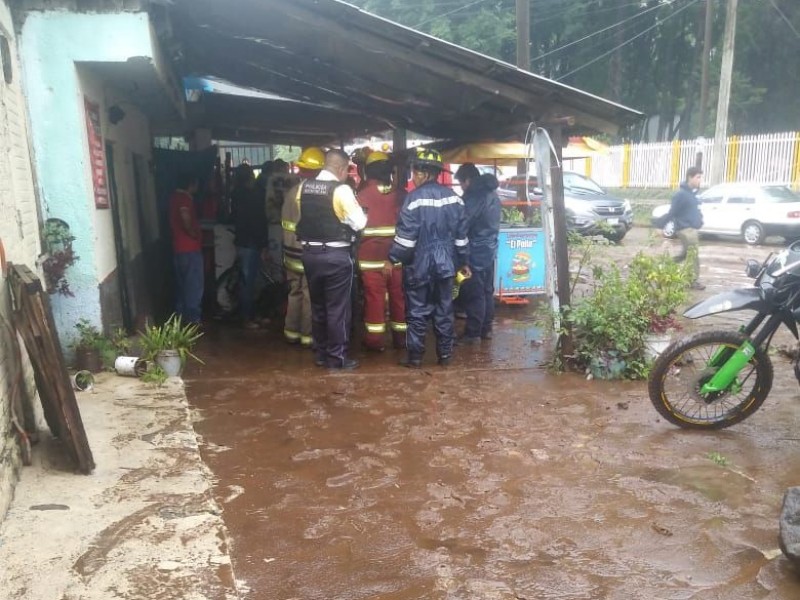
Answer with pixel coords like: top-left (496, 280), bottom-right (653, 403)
top-left (357, 181), bottom-right (403, 270)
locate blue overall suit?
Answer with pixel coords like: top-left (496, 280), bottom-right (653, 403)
top-left (460, 174), bottom-right (501, 340)
top-left (388, 180), bottom-right (469, 363)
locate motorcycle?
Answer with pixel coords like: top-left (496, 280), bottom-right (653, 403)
top-left (648, 241), bottom-right (800, 429)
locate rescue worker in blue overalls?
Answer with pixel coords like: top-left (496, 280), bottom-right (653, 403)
top-left (454, 162), bottom-right (501, 344)
top-left (388, 147), bottom-right (470, 368)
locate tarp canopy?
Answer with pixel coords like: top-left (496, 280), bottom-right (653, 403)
top-left (441, 137), bottom-right (610, 166)
top-left (166, 0), bottom-right (642, 144)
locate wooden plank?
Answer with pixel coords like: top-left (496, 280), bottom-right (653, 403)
top-left (8, 263), bottom-right (95, 474)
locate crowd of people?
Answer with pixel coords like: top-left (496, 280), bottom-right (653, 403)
top-left (169, 145), bottom-right (501, 370)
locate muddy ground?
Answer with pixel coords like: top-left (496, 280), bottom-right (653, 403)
top-left (187, 227), bottom-right (800, 599)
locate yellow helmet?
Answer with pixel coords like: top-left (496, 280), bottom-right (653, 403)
top-left (366, 151), bottom-right (390, 166)
top-left (296, 147), bottom-right (324, 170)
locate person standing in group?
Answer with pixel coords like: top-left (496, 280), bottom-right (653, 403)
top-left (357, 151), bottom-right (406, 352)
top-left (388, 147), bottom-right (469, 368)
top-left (281, 147), bottom-right (324, 347)
top-left (168, 171), bottom-right (203, 324)
top-left (454, 163), bottom-right (501, 344)
top-left (231, 164), bottom-right (268, 329)
top-left (669, 166), bottom-right (705, 290)
top-left (296, 149), bottom-right (367, 369)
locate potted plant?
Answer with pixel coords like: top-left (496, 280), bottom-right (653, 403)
top-left (138, 314), bottom-right (203, 377)
top-left (72, 319), bottom-right (108, 373)
top-left (626, 253), bottom-right (692, 360)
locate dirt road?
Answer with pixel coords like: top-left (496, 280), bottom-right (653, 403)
top-left (187, 227), bottom-right (800, 599)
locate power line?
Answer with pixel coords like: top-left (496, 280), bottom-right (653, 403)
top-left (769, 0), bottom-right (800, 40)
top-left (413, 0), bottom-right (492, 28)
top-left (531, 1), bottom-right (669, 62)
top-left (556, 0), bottom-right (701, 81)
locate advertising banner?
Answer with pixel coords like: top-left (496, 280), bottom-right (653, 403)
top-left (494, 228), bottom-right (546, 296)
top-left (84, 98), bottom-right (109, 209)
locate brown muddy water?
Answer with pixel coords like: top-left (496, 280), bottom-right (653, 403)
top-left (187, 230), bottom-right (800, 599)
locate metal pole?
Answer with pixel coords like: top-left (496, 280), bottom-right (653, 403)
top-left (696, 0), bottom-right (714, 167)
top-left (709, 0), bottom-right (738, 185)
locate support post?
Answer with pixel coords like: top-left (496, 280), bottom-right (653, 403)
top-left (548, 126), bottom-right (574, 361)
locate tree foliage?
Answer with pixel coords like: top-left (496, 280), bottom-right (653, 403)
top-left (347, 0), bottom-right (800, 141)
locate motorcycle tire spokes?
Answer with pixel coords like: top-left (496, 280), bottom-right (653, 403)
top-left (648, 330), bottom-right (773, 429)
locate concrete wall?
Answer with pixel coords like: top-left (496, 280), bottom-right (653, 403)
top-left (20, 11), bottom-right (162, 347)
top-left (0, 0), bottom-right (42, 522)
top-left (77, 67), bottom-right (159, 328)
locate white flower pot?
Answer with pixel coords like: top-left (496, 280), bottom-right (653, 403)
top-left (155, 350), bottom-right (183, 377)
top-left (644, 332), bottom-right (673, 360)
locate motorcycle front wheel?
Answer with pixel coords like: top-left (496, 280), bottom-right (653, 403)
top-left (648, 330), bottom-right (773, 429)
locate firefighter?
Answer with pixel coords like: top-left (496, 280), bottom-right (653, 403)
top-left (281, 147), bottom-right (324, 347)
top-left (357, 151), bottom-right (406, 351)
top-left (388, 147), bottom-right (470, 368)
top-left (297, 149), bottom-right (367, 370)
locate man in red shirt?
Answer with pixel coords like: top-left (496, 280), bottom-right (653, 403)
top-left (168, 172), bottom-right (203, 324)
top-left (357, 151), bottom-right (406, 351)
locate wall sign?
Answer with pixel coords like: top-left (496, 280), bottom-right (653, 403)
top-left (84, 98), bottom-right (109, 209)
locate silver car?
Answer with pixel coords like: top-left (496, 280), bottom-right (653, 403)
top-left (651, 183), bottom-right (800, 245)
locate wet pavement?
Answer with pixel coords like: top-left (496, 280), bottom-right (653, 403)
top-left (186, 228), bottom-right (800, 599)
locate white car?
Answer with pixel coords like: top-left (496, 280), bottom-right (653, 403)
top-left (651, 183), bottom-right (800, 245)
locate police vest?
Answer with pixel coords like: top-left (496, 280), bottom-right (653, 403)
top-left (296, 180), bottom-right (353, 244)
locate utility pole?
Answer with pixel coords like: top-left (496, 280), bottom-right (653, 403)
top-left (696, 0), bottom-right (714, 167)
top-left (516, 0), bottom-right (530, 175)
top-left (709, 0), bottom-right (738, 185)
top-left (516, 0), bottom-right (531, 71)
top-left (698, 0), bottom-right (714, 136)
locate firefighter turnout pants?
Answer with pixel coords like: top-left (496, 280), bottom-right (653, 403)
top-left (404, 276), bottom-right (456, 361)
top-left (360, 265), bottom-right (406, 350)
top-left (283, 268), bottom-right (312, 347)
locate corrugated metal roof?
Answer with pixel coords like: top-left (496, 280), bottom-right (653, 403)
top-left (169, 0), bottom-right (642, 143)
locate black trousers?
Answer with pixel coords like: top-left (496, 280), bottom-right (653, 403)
top-left (404, 276), bottom-right (455, 360)
top-left (461, 267), bottom-right (495, 338)
top-left (302, 246), bottom-right (354, 367)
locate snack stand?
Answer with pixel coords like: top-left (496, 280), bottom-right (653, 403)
top-left (442, 138), bottom-right (609, 305)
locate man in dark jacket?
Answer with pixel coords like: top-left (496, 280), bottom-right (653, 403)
top-left (388, 147), bottom-right (470, 368)
top-left (454, 163), bottom-right (501, 343)
top-left (669, 166), bottom-right (704, 290)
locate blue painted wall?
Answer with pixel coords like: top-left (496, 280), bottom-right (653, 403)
top-left (20, 12), bottom-right (156, 350)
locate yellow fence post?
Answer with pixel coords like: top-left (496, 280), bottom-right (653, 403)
top-left (726, 135), bottom-right (740, 182)
top-left (792, 132), bottom-right (800, 191)
top-left (584, 156), bottom-right (592, 179)
top-left (621, 144), bottom-right (631, 188)
top-left (670, 140), bottom-right (681, 188)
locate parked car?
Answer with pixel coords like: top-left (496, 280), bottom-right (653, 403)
top-left (650, 183), bottom-right (800, 245)
top-left (497, 171), bottom-right (633, 241)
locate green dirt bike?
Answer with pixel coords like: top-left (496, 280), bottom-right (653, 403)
top-left (649, 242), bottom-right (800, 429)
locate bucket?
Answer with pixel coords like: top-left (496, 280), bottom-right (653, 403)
top-left (156, 349), bottom-right (182, 377)
top-left (71, 370), bottom-right (95, 392)
top-left (114, 356), bottom-right (148, 377)
top-left (644, 333), bottom-right (672, 360)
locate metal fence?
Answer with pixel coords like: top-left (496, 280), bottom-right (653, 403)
top-left (566, 132), bottom-right (800, 190)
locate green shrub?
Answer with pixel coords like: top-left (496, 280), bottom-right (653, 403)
top-left (557, 251), bottom-right (692, 380)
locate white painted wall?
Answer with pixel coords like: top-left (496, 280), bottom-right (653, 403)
top-left (78, 68), bottom-right (156, 283)
top-left (0, 0), bottom-right (43, 522)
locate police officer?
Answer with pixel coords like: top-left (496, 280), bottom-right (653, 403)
top-left (296, 149), bottom-right (367, 369)
top-left (388, 147), bottom-right (469, 368)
